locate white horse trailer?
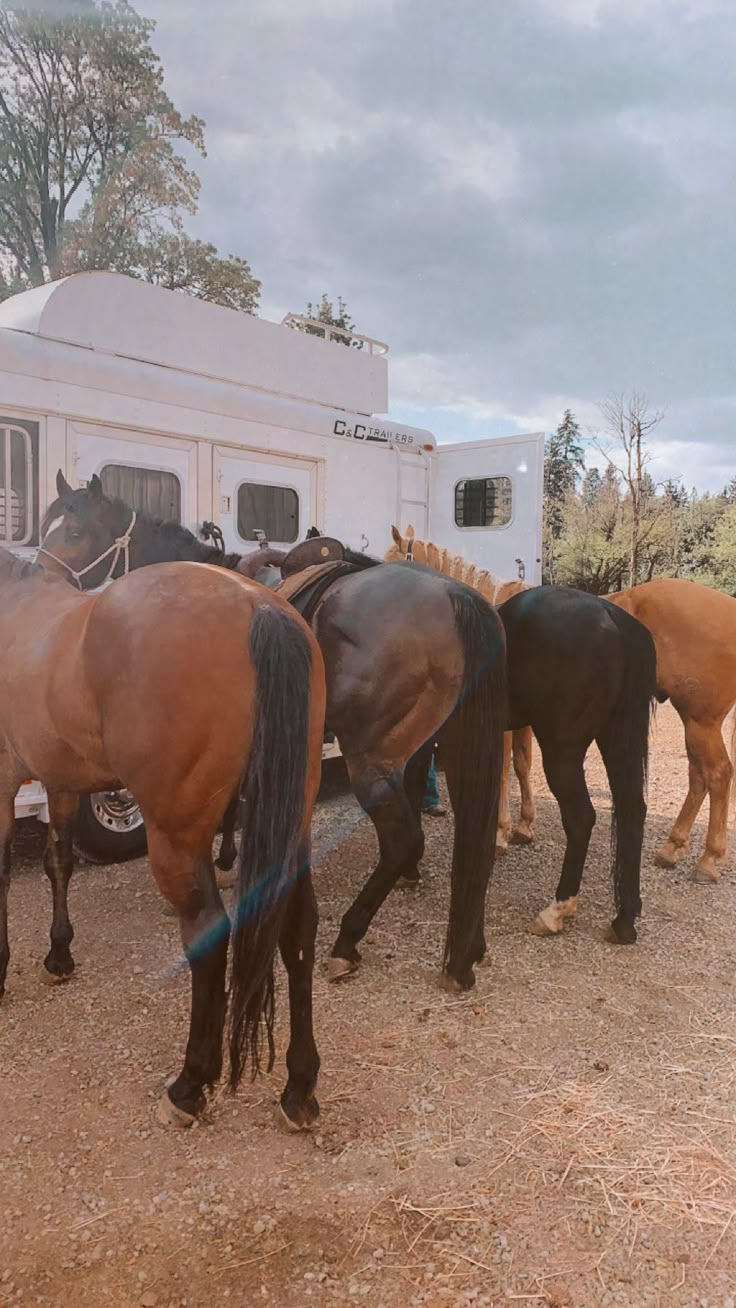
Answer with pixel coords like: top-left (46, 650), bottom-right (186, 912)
top-left (0, 272), bottom-right (543, 857)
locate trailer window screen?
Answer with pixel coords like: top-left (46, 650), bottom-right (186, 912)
top-left (237, 482), bottom-right (299, 543)
top-left (454, 476), bottom-right (512, 528)
top-left (0, 418), bottom-right (39, 545)
top-left (100, 465), bottom-right (181, 523)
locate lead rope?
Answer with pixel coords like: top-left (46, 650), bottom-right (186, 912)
top-left (37, 511), bottom-right (137, 590)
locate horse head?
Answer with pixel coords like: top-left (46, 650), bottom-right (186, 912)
top-left (37, 472), bottom-right (136, 589)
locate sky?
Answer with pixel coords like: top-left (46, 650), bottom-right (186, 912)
top-left (140, 0), bottom-right (736, 491)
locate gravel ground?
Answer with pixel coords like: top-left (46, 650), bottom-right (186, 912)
top-left (2, 704), bottom-right (736, 1308)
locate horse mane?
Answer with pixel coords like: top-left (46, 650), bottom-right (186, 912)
top-left (42, 494), bottom-right (244, 570)
top-left (396, 532), bottom-right (515, 604)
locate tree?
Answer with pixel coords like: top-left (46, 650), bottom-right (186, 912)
top-left (544, 410), bottom-right (585, 533)
top-left (304, 293), bottom-right (356, 345)
top-left (542, 410), bottom-right (585, 583)
top-left (0, 1), bottom-right (260, 311)
top-left (594, 392), bottom-right (665, 588)
top-left (581, 466), bottom-right (603, 507)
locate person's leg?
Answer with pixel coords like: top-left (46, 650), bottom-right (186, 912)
top-left (422, 756), bottom-right (446, 816)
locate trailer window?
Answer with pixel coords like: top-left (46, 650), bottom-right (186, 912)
top-left (100, 465), bottom-right (181, 522)
top-left (0, 417), bottom-right (39, 545)
top-left (237, 482), bottom-right (299, 543)
top-left (454, 476), bottom-right (512, 529)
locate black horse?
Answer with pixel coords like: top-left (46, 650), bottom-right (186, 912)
top-left (39, 474), bottom-right (507, 993)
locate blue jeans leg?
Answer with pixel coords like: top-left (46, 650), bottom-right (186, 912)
top-left (423, 757), bottom-right (440, 810)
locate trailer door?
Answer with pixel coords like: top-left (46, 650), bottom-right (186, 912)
top-left (68, 422), bottom-right (198, 527)
top-left (429, 433), bottom-right (544, 584)
top-left (214, 446), bottom-right (320, 555)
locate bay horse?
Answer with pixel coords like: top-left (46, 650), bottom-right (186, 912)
top-left (0, 545), bottom-right (326, 1130)
top-left (385, 525), bottom-right (536, 852)
top-left (386, 528), bottom-right (660, 943)
top-left (606, 578), bottom-right (736, 882)
top-left (39, 474), bottom-right (507, 992)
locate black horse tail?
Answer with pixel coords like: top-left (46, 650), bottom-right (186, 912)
top-left (440, 585), bottom-right (507, 987)
top-left (601, 607), bottom-right (657, 931)
top-left (228, 604), bottom-right (313, 1090)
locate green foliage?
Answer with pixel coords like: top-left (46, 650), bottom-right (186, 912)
top-left (304, 294), bottom-right (356, 345)
top-left (0, 0), bottom-right (260, 310)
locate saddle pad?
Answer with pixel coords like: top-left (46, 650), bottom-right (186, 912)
top-left (276, 560), bottom-right (356, 623)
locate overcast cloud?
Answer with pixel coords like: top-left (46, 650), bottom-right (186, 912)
top-left (142, 0), bottom-right (736, 489)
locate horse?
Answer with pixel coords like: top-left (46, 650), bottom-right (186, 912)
top-left (0, 545), bottom-right (326, 1131)
top-left (38, 473), bottom-right (507, 993)
top-left (385, 525), bottom-right (536, 851)
top-left (606, 578), bottom-right (736, 882)
top-left (385, 528), bottom-right (660, 944)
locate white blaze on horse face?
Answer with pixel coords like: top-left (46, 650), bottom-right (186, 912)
top-left (41, 517), bottom-right (64, 543)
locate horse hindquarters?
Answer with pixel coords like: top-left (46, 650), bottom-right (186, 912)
top-left (596, 615), bottom-right (656, 943)
top-left (439, 588), bottom-right (506, 990)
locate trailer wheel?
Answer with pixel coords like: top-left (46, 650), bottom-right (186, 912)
top-left (74, 790), bottom-right (147, 864)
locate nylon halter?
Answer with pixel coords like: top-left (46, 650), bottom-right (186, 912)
top-left (37, 511), bottom-right (137, 590)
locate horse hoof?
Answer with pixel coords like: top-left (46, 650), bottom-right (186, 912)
top-left (604, 922), bottom-right (637, 946)
top-left (216, 869), bottom-right (236, 891)
top-left (690, 865), bottom-right (720, 885)
top-left (327, 956), bottom-right (358, 982)
top-left (510, 829), bottom-right (533, 847)
top-left (397, 875), bottom-right (422, 890)
top-left (529, 916), bottom-right (558, 937)
top-left (157, 1092), bottom-right (196, 1129)
top-left (278, 1095), bottom-right (319, 1133)
top-left (438, 971), bottom-right (465, 995)
top-left (40, 964), bottom-right (72, 986)
top-left (654, 843), bottom-right (685, 869)
top-left (161, 901), bottom-right (177, 918)
top-left (495, 843), bottom-right (508, 859)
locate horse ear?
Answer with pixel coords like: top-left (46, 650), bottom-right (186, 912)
top-left (88, 474), bottom-right (103, 500)
top-left (406, 524), bottom-right (415, 539)
top-left (56, 469), bottom-right (72, 498)
top-left (391, 525), bottom-right (402, 545)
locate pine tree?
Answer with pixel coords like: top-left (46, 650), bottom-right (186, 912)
top-left (544, 410), bottom-right (585, 540)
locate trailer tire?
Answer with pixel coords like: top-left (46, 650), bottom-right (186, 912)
top-left (74, 791), bottom-right (147, 865)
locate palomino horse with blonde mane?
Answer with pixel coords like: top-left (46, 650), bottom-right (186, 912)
top-left (606, 578), bottom-right (736, 883)
top-left (387, 527), bottom-right (660, 944)
top-left (0, 546), bottom-right (326, 1130)
top-left (386, 526), bottom-right (535, 852)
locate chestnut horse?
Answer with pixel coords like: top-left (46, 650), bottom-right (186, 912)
top-left (39, 475), bottom-right (507, 993)
top-left (386, 528), bottom-right (660, 943)
top-left (607, 578), bottom-right (736, 882)
top-left (0, 547), bottom-right (326, 1130)
top-left (385, 525), bottom-right (535, 852)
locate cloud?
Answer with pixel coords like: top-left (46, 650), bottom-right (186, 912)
top-left (142, 0), bottom-right (736, 489)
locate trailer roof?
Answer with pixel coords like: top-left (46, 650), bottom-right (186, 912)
top-left (0, 272), bottom-right (389, 416)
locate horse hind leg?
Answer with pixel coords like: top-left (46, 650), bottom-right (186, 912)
top-left (0, 795), bottom-right (14, 1001)
top-left (529, 745), bottom-right (594, 938)
top-left (496, 731), bottom-right (513, 856)
top-left (215, 790), bottom-right (239, 883)
top-left (278, 862), bottom-right (320, 1131)
top-left (41, 792), bottom-right (79, 985)
top-left (329, 760), bottom-right (423, 982)
top-left (688, 719), bottom-right (732, 884)
top-left (510, 726), bottom-right (536, 846)
top-left (147, 825), bottom-right (230, 1127)
top-left (396, 743), bottom-right (431, 887)
top-left (655, 712), bottom-right (707, 870)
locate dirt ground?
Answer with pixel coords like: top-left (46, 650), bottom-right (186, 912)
top-left (2, 702), bottom-right (736, 1308)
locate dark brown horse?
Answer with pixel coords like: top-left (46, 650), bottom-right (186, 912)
top-left (0, 545), bottom-right (325, 1130)
top-left (39, 474), bottom-right (507, 992)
